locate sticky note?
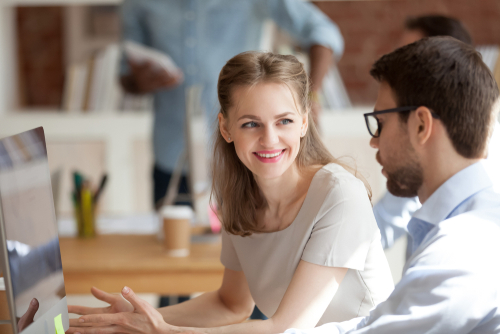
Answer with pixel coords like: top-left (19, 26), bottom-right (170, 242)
top-left (54, 314), bottom-right (64, 334)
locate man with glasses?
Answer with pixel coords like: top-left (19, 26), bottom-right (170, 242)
top-left (283, 36), bottom-right (500, 333)
top-left (373, 14), bottom-right (500, 253)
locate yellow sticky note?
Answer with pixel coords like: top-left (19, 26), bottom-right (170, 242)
top-left (54, 314), bottom-right (64, 334)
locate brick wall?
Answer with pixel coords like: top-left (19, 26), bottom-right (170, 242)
top-left (313, 0), bottom-right (500, 105)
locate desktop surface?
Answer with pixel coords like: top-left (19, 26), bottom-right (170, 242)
top-left (60, 234), bottom-right (224, 295)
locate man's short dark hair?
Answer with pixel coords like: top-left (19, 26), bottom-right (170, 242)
top-left (370, 36), bottom-right (499, 159)
top-left (405, 15), bottom-right (473, 45)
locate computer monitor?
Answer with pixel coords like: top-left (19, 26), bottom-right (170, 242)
top-left (0, 127), bottom-right (69, 334)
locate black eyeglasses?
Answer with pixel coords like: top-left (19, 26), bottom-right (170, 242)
top-left (363, 106), bottom-right (440, 138)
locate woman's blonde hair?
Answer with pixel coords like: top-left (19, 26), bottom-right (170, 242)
top-left (211, 51), bottom-right (371, 236)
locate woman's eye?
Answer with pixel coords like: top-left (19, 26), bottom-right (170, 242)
top-left (242, 121), bottom-right (258, 128)
top-left (280, 119), bottom-right (293, 125)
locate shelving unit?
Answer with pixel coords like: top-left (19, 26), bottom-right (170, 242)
top-left (0, 0), bottom-right (142, 214)
top-left (0, 0), bottom-right (123, 113)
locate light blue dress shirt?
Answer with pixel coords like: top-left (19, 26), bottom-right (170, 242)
top-left (120, 0), bottom-right (344, 172)
top-left (284, 161), bottom-right (500, 334)
top-left (374, 123), bottom-right (500, 251)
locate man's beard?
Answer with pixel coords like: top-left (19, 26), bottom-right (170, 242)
top-left (377, 149), bottom-right (423, 198)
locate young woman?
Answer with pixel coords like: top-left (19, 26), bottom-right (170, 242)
top-left (68, 52), bottom-right (393, 334)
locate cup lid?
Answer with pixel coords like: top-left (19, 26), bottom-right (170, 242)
top-left (161, 205), bottom-right (194, 220)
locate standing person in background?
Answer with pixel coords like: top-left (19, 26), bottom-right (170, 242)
top-left (119, 0), bottom-right (343, 212)
top-left (400, 15), bottom-right (472, 46)
top-left (374, 14), bottom-right (500, 252)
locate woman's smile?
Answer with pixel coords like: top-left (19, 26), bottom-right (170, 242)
top-left (253, 149), bottom-right (286, 163)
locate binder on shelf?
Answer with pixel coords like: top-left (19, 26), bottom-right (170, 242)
top-left (62, 43), bottom-right (126, 113)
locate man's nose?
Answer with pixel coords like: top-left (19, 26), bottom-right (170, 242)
top-left (370, 136), bottom-right (379, 149)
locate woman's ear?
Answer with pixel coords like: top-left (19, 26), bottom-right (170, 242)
top-left (218, 113), bottom-right (232, 142)
top-left (301, 111), bottom-right (309, 137)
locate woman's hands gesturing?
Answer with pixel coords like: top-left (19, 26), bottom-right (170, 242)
top-left (68, 286), bottom-right (134, 317)
top-left (67, 286), bottom-right (197, 334)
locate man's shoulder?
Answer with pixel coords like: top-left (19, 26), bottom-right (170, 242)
top-left (412, 206), bottom-right (500, 270)
top-left (455, 185), bottom-right (500, 215)
top-left (439, 207), bottom-right (500, 240)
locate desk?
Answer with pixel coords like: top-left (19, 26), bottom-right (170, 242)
top-left (60, 235), bottom-right (224, 295)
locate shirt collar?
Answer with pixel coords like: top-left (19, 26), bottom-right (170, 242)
top-left (412, 161), bottom-right (493, 226)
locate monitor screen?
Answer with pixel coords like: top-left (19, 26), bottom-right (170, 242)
top-left (0, 127), bottom-right (66, 333)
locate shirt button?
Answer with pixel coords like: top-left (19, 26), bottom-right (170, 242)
top-left (185, 38), bottom-right (196, 48)
top-left (186, 65), bottom-right (197, 75)
top-left (184, 11), bottom-right (195, 21)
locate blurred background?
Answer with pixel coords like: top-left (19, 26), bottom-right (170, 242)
top-left (2, 0), bottom-right (500, 215)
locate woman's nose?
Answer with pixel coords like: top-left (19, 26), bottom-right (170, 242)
top-left (260, 127), bottom-right (279, 147)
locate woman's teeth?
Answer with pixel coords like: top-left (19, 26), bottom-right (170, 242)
top-left (257, 150), bottom-right (283, 158)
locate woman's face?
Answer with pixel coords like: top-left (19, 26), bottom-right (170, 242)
top-left (219, 82), bottom-right (308, 180)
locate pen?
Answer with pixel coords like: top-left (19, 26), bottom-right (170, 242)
top-left (93, 174), bottom-right (108, 204)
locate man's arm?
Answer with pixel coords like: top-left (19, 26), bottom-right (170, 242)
top-left (309, 45), bottom-right (333, 123)
top-left (120, 61), bottom-right (183, 95)
top-left (119, 0), bottom-right (183, 94)
top-left (284, 267), bottom-right (498, 334)
top-left (309, 45), bottom-right (333, 93)
top-left (262, 0), bottom-right (344, 121)
top-left (283, 217), bottom-right (500, 334)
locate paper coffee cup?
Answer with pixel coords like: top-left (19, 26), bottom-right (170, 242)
top-left (161, 205), bottom-right (193, 257)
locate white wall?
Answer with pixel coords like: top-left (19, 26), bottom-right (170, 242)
top-left (0, 4), bottom-right (19, 115)
top-left (0, 113), bottom-right (153, 215)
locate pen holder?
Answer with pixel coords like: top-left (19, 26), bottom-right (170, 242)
top-left (74, 188), bottom-right (96, 238)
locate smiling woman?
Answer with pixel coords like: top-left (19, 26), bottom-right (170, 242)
top-left (214, 52), bottom-right (372, 235)
top-left (67, 52), bottom-right (394, 334)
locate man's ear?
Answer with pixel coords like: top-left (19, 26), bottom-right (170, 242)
top-left (218, 113), bottom-right (232, 142)
top-left (411, 106), bottom-right (434, 146)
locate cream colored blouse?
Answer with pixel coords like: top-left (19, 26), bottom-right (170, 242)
top-left (220, 163), bottom-right (394, 325)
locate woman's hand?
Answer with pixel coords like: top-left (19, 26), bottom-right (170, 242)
top-left (67, 286), bottom-right (196, 334)
top-left (68, 286), bottom-right (134, 318)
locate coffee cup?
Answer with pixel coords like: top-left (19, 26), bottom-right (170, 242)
top-left (161, 205), bottom-right (193, 257)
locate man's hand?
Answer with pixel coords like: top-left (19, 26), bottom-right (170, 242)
top-left (121, 59), bottom-right (184, 94)
top-left (17, 298), bottom-right (39, 331)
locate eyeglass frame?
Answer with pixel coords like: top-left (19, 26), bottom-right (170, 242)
top-left (363, 106), bottom-right (441, 138)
